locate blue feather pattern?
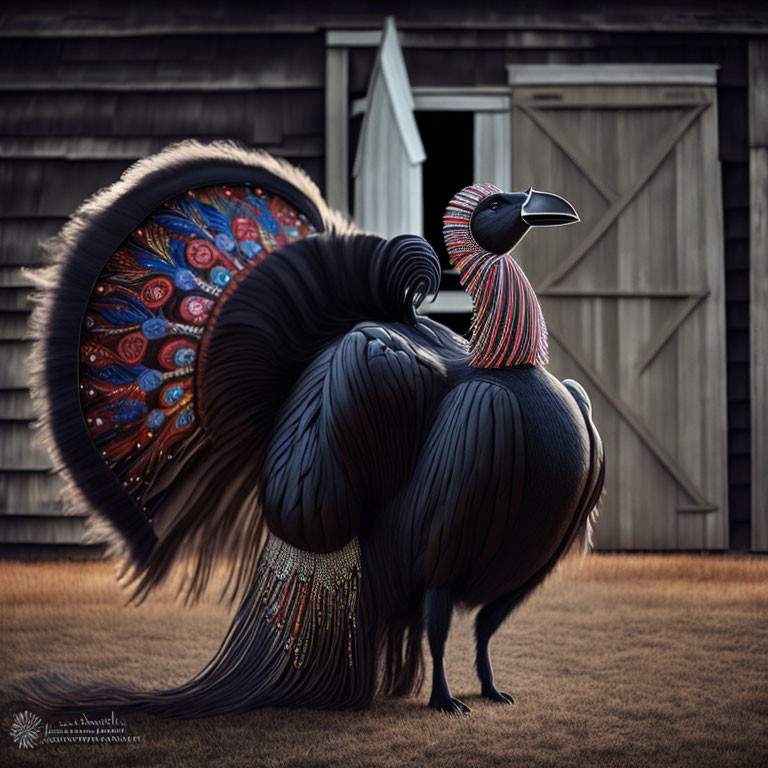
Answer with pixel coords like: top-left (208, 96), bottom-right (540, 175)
top-left (78, 183), bottom-right (317, 507)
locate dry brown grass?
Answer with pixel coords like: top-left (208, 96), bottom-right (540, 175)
top-left (1, 553), bottom-right (766, 768)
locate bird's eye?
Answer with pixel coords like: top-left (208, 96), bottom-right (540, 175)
top-left (490, 201), bottom-right (500, 211)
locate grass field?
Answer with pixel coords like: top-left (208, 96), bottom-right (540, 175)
top-left (1, 553), bottom-right (766, 767)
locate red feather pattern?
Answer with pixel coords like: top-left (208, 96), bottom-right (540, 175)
top-left (443, 183), bottom-right (549, 368)
top-left (78, 184), bottom-right (316, 520)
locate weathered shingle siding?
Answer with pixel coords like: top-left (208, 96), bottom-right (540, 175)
top-left (0, 4), bottom-right (760, 553)
top-left (718, 50), bottom-right (752, 550)
top-left (0, 23), bottom-right (325, 554)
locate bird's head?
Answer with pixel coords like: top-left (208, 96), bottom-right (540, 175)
top-left (442, 183), bottom-right (579, 369)
top-left (444, 183), bottom-right (579, 260)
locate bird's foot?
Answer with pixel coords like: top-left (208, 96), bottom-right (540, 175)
top-left (481, 686), bottom-right (514, 705)
top-left (429, 694), bottom-right (471, 715)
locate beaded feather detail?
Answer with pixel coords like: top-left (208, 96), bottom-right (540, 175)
top-left (16, 532), bottom-right (373, 714)
top-left (258, 534), bottom-right (362, 671)
top-left (443, 183), bottom-right (549, 368)
top-left (78, 184), bottom-right (315, 520)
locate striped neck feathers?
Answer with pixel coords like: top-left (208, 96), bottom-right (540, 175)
top-left (443, 184), bottom-right (549, 368)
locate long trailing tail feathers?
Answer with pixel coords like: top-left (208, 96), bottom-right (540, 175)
top-left (14, 535), bottom-right (377, 718)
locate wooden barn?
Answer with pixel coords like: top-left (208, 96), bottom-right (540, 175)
top-left (0, 1), bottom-right (766, 556)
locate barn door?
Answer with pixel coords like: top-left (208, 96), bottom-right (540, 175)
top-left (506, 65), bottom-right (728, 550)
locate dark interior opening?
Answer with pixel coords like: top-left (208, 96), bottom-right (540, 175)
top-left (416, 110), bottom-right (474, 336)
top-left (416, 110), bottom-right (474, 271)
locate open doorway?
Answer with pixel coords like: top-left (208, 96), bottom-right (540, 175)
top-left (416, 110), bottom-right (474, 335)
top-left (416, 110), bottom-right (474, 269)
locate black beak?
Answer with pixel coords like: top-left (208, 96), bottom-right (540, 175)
top-left (520, 187), bottom-right (579, 227)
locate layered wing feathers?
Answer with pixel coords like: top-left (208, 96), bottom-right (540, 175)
top-left (263, 323), bottom-right (451, 552)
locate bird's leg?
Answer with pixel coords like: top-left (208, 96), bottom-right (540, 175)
top-left (424, 587), bottom-right (469, 714)
top-left (475, 593), bottom-right (522, 705)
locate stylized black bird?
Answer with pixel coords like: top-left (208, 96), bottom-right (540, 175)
top-left (16, 141), bottom-right (604, 717)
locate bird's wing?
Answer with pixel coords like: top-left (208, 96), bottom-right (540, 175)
top-left (562, 379), bottom-right (606, 552)
top-left (26, 140), bottom-right (353, 603)
top-left (261, 321), bottom-right (456, 552)
top-left (401, 378), bottom-right (526, 590)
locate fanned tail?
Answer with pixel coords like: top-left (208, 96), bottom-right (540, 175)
top-left (23, 138), bottom-right (354, 607)
top-left (13, 534), bottom-right (377, 718)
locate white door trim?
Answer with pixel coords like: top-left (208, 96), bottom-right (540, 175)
top-left (507, 63), bottom-right (719, 86)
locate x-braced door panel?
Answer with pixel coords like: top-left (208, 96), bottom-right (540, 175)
top-left (506, 67), bottom-right (728, 550)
